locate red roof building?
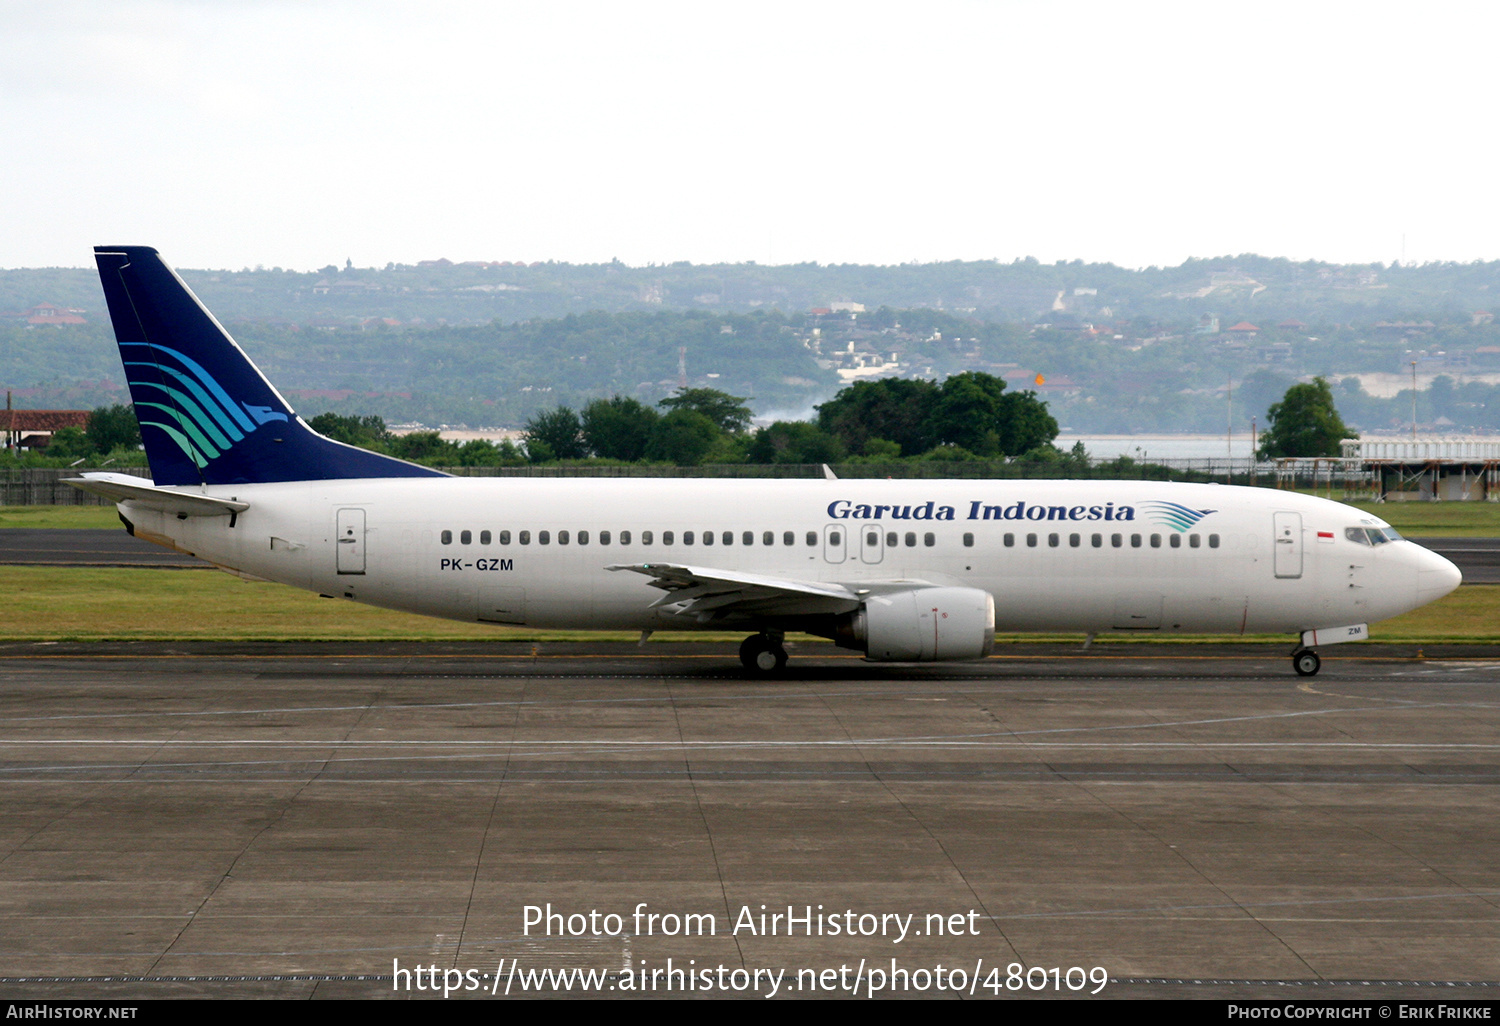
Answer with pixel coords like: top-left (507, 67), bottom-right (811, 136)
top-left (0, 409), bottom-right (90, 447)
top-left (24, 303), bottom-right (86, 326)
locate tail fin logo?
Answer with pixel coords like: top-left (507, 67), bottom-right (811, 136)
top-left (1139, 500), bottom-right (1217, 532)
top-left (123, 340), bottom-right (288, 468)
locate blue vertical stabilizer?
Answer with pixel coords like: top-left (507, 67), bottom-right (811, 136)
top-left (94, 246), bottom-right (446, 486)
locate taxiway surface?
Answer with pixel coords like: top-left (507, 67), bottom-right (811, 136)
top-left (0, 642), bottom-right (1495, 1000)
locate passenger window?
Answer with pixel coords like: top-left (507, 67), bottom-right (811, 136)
top-left (460, 530), bottom-right (472, 545)
top-left (905, 532), bottom-right (916, 547)
top-left (1026, 533), bottom-right (1037, 547)
top-left (640, 530), bottom-right (651, 545)
top-left (702, 531), bottom-right (712, 546)
top-left (886, 532), bottom-right (897, 547)
top-left (1209, 534), bottom-right (1220, 548)
top-left (1004, 533), bottom-right (1014, 547)
top-left (783, 532), bottom-right (794, 545)
top-left (1169, 534), bottom-right (1180, 549)
top-left (745, 532), bottom-right (755, 546)
top-left (1069, 533), bottom-right (1080, 547)
top-left (577, 531), bottom-right (588, 545)
top-left (1111, 534), bottom-right (1122, 548)
top-left (830, 531), bottom-right (842, 545)
top-left (480, 530), bottom-right (491, 545)
top-left (620, 530), bottom-right (631, 545)
top-left (499, 530), bottom-right (511, 545)
top-left (923, 532), bottom-right (935, 547)
top-left (441, 530), bottom-right (453, 545)
top-left (868, 530), bottom-right (880, 547)
top-left (963, 533), bottom-right (974, 547)
top-left (1130, 534), bottom-right (1141, 548)
top-left (599, 531), bottom-right (610, 545)
top-left (1091, 533), bottom-right (1102, 548)
top-left (1150, 534), bottom-right (1161, 548)
top-left (519, 531), bottom-right (530, 545)
top-left (1190, 534), bottom-right (1201, 548)
top-left (1048, 533), bottom-right (1059, 547)
top-left (684, 531), bottom-right (694, 545)
top-left (806, 532), bottom-right (817, 546)
top-left (663, 531), bottom-right (673, 545)
top-left (723, 531), bottom-right (733, 546)
top-left (558, 530), bottom-right (569, 545)
top-left (539, 531), bottom-right (550, 545)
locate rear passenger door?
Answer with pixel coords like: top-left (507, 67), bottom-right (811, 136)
top-left (1273, 512), bottom-right (1303, 579)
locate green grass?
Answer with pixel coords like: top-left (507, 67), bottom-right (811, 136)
top-left (0, 505), bottom-right (121, 529)
top-left (2, 565), bottom-right (1494, 645)
top-left (1342, 501), bottom-right (1500, 537)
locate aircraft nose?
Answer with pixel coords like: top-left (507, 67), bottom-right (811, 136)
top-left (1414, 545), bottom-right (1463, 606)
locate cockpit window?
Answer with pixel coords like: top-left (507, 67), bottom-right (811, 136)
top-left (1350, 526), bottom-right (1402, 545)
top-left (1345, 527), bottom-right (1372, 546)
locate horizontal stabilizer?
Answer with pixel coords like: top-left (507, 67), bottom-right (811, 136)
top-left (63, 472), bottom-right (248, 517)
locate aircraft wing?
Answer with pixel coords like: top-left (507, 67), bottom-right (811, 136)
top-left (63, 472), bottom-right (249, 518)
top-left (606, 562), bottom-right (863, 622)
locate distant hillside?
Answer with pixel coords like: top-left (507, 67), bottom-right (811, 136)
top-left (5, 254), bottom-right (1500, 329)
top-left (9, 255), bottom-right (1500, 434)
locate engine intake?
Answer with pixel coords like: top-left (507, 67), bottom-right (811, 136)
top-left (839, 587), bottom-right (996, 662)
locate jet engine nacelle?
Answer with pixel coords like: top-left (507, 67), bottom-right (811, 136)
top-left (843, 587), bottom-right (996, 662)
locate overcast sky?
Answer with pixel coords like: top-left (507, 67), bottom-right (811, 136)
top-left (4, 1), bottom-right (1497, 271)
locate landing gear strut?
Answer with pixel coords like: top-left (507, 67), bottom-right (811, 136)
top-left (739, 632), bottom-right (788, 675)
top-left (1292, 647), bottom-right (1321, 677)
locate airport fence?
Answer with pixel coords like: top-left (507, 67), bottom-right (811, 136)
top-left (0, 467), bottom-right (152, 505)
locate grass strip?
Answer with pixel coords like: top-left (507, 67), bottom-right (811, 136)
top-left (1, 566), bottom-right (1493, 645)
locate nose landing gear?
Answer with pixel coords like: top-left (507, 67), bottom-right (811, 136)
top-left (739, 632), bottom-right (788, 675)
top-left (1292, 647), bottom-right (1321, 677)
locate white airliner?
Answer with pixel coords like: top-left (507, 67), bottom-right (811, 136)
top-left (68, 247), bottom-right (1461, 677)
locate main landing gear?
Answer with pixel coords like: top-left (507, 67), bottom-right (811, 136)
top-left (739, 632), bottom-right (788, 675)
top-left (1292, 647), bottom-right (1321, 677)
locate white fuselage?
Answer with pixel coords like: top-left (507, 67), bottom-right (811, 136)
top-left (118, 477), bottom-right (1461, 638)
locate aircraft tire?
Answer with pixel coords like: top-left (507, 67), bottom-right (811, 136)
top-left (740, 635), bottom-right (787, 675)
top-left (1293, 649), bottom-right (1321, 677)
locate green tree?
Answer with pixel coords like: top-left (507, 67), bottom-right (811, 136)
top-left (523, 406), bottom-right (586, 462)
top-left (816, 378), bottom-right (937, 456)
top-left (746, 421), bottom-right (845, 464)
top-left (308, 413), bottom-right (390, 451)
top-left (85, 404), bottom-right (142, 455)
top-left (45, 426), bottom-right (93, 460)
top-left (658, 388), bottom-right (752, 433)
top-left (644, 409), bottom-right (720, 465)
top-left (995, 389), bottom-right (1059, 455)
top-left (387, 430), bottom-right (457, 464)
top-left (581, 396), bottom-right (658, 461)
top-left (1257, 377), bottom-right (1357, 458)
top-left (929, 372), bottom-right (1008, 454)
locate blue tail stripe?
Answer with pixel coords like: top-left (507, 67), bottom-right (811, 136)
top-left (130, 381), bottom-right (235, 452)
top-left (123, 341), bottom-right (258, 434)
top-left (124, 360), bottom-right (246, 442)
top-left (139, 416), bottom-right (210, 467)
top-left (136, 401), bottom-right (222, 460)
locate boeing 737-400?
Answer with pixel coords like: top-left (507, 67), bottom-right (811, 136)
top-left (66, 246), bottom-right (1463, 676)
